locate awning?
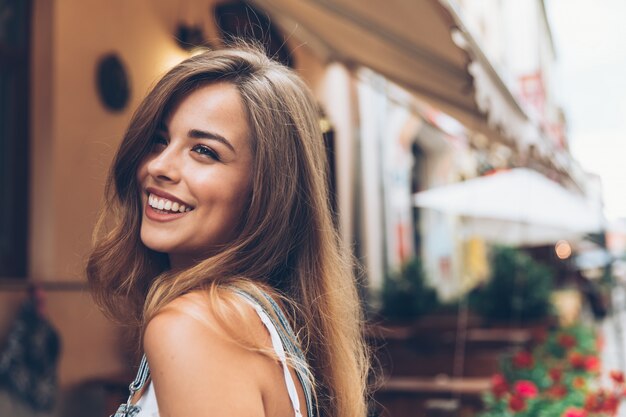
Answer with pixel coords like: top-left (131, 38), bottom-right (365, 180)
top-left (413, 168), bottom-right (605, 246)
top-left (251, 0), bottom-right (542, 152)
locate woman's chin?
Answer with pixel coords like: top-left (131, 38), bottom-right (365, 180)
top-left (139, 235), bottom-right (175, 255)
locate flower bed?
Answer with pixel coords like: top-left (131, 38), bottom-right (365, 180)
top-left (479, 324), bottom-right (625, 417)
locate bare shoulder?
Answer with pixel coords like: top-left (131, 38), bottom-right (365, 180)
top-left (143, 290), bottom-right (271, 417)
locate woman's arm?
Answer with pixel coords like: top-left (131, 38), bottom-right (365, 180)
top-left (143, 292), bottom-right (272, 417)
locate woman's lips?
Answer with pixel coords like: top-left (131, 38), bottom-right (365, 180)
top-left (147, 192), bottom-right (192, 213)
top-left (144, 201), bottom-right (189, 222)
top-left (145, 187), bottom-right (194, 209)
top-left (143, 187), bottom-right (194, 222)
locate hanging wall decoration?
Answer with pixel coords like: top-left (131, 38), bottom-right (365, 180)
top-left (95, 53), bottom-right (131, 112)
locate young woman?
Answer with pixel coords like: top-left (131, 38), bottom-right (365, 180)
top-left (87, 45), bottom-right (369, 417)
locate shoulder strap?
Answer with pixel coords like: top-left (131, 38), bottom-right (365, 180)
top-left (244, 297), bottom-right (304, 417)
top-left (111, 355), bottom-right (150, 417)
top-left (232, 288), bottom-right (315, 417)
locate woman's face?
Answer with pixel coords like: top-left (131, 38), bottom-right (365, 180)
top-left (136, 82), bottom-right (253, 268)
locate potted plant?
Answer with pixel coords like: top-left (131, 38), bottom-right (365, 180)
top-left (381, 257), bottom-right (439, 322)
top-left (470, 246), bottom-right (555, 325)
top-left (480, 324), bottom-right (624, 417)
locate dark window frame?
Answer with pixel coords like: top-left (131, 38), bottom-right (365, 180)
top-left (0, 0), bottom-right (32, 277)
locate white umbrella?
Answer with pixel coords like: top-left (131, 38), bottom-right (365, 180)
top-left (457, 217), bottom-right (588, 246)
top-left (413, 168), bottom-right (604, 246)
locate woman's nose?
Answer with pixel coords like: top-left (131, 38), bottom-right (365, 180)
top-left (146, 147), bottom-right (181, 183)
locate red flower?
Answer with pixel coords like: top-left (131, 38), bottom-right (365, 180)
top-left (508, 395), bottom-right (526, 412)
top-left (546, 384), bottom-right (568, 399)
top-left (558, 333), bottom-right (577, 349)
top-left (562, 407), bottom-right (587, 417)
top-left (584, 355), bottom-right (600, 372)
top-left (491, 373), bottom-right (508, 398)
top-left (549, 367), bottom-right (563, 382)
top-left (513, 380), bottom-right (538, 399)
top-left (569, 352), bottom-right (586, 369)
top-left (512, 351), bottom-right (534, 369)
top-left (610, 370), bottom-right (624, 384)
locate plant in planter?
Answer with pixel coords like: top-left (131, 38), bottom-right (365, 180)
top-left (381, 257), bottom-right (439, 322)
top-left (480, 324), bottom-right (624, 417)
top-left (470, 246), bottom-right (555, 323)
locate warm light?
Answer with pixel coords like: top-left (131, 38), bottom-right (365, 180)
top-left (158, 45), bottom-right (210, 74)
top-left (319, 117), bottom-right (332, 134)
top-left (555, 240), bottom-right (572, 260)
top-left (189, 46), bottom-right (210, 57)
top-left (159, 48), bottom-right (190, 73)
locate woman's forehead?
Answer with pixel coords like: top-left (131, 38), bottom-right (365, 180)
top-left (166, 83), bottom-right (251, 147)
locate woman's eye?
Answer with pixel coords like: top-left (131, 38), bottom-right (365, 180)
top-left (192, 145), bottom-right (220, 161)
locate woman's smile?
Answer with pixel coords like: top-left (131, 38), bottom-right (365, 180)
top-left (144, 188), bottom-right (194, 222)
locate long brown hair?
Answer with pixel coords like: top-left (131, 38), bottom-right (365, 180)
top-left (87, 44), bottom-right (368, 417)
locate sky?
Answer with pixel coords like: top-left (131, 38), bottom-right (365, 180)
top-left (546, 0), bottom-right (626, 221)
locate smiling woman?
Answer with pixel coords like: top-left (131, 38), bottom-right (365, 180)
top-left (86, 44), bottom-right (369, 417)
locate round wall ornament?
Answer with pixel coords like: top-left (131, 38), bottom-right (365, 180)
top-left (96, 53), bottom-right (130, 112)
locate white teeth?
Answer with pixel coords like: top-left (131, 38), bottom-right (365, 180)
top-left (148, 193), bottom-right (191, 213)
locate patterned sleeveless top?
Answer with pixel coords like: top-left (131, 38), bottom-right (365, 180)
top-left (111, 288), bottom-right (315, 417)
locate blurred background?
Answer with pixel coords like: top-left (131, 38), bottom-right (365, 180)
top-left (1, 0), bottom-right (625, 416)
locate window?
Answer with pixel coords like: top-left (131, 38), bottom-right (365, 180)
top-left (0, 0), bottom-right (31, 277)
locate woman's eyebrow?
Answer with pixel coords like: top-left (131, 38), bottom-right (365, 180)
top-left (188, 129), bottom-right (235, 153)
